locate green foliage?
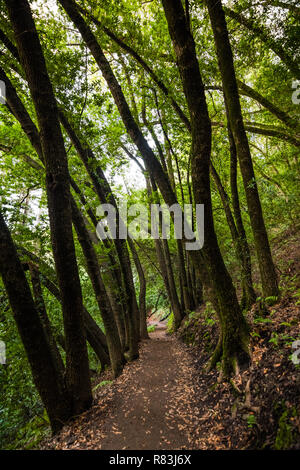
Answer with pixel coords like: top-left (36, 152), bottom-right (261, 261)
top-left (203, 303), bottom-right (216, 327)
top-left (264, 296), bottom-right (279, 306)
top-left (253, 317), bottom-right (272, 324)
top-left (293, 290), bottom-right (300, 306)
top-left (269, 332), bottom-right (279, 347)
top-left (166, 312), bottom-right (175, 335)
top-left (247, 414), bottom-right (257, 429)
top-left (147, 324), bottom-right (156, 333)
top-left (0, 298), bottom-right (45, 448)
top-left (274, 409), bottom-right (296, 450)
top-left (5, 411), bottom-right (51, 450)
top-left (251, 331), bottom-right (261, 339)
top-left (93, 380), bottom-right (113, 393)
top-left (0, 278), bottom-right (103, 448)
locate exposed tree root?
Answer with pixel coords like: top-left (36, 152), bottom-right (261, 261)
top-left (209, 333), bottom-right (251, 380)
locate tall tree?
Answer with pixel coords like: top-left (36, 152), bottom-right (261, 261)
top-left (5, 0), bottom-right (92, 414)
top-left (205, 0), bottom-right (279, 299)
top-left (162, 0), bottom-right (250, 375)
top-left (128, 238), bottom-right (149, 340)
top-left (59, 111), bottom-right (140, 360)
top-left (0, 211), bottom-right (71, 433)
top-left (70, 197), bottom-right (125, 376)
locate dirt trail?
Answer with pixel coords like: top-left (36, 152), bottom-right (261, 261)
top-left (45, 325), bottom-right (201, 450)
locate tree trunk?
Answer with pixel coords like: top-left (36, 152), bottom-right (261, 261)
top-left (210, 163), bottom-right (256, 310)
top-left (146, 176), bottom-right (184, 329)
top-left (28, 262), bottom-right (65, 375)
top-left (18, 246), bottom-right (110, 365)
top-left (57, 0), bottom-right (179, 236)
top-left (128, 238), bottom-right (149, 339)
top-left (1, 40), bottom-right (111, 367)
top-left (105, 283), bottom-right (127, 351)
top-left (70, 197), bottom-right (125, 377)
top-left (162, 237), bottom-right (184, 329)
top-left (142, 106), bottom-right (191, 316)
top-left (38, 265), bottom-right (110, 369)
top-left (59, 110), bottom-right (139, 360)
top-left (227, 119), bottom-right (257, 310)
top-left (205, 0), bottom-right (279, 299)
top-left (0, 211), bottom-right (71, 433)
top-left (6, 0), bottom-right (92, 412)
top-left (162, 0), bottom-right (250, 376)
top-left (61, 0), bottom-right (248, 373)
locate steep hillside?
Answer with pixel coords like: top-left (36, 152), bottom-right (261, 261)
top-left (177, 227), bottom-right (300, 449)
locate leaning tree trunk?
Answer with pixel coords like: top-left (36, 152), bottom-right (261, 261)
top-left (18, 246), bottom-right (110, 360)
top-left (210, 163), bottom-right (256, 310)
top-left (28, 259), bottom-right (110, 370)
top-left (0, 212), bottom-right (71, 433)
top-left (6, 0), bottom-right (92, 413)
top-left (59, 111), bottom-right (139, 360)
top-left (162, 0), bottom-right (250, 376)
top-left (142, 108), bottom-right (191, 316)
top-left (70, 197), bottom-right (125, 377)
top-left (146, 176), bottom-right (184, 329)
top-left (1, 47), bottom-right (111, 367)
top-left (205, 0), bottom-right (279, 299)
top-left (128, 238), bottom-right (149, 339)
top-left (162, 237), bottom-right (184, 329)
top-left (227, 117), bottom-right (257, 310)
top-left (27, 262), bottom-right (65, 375)
top-left (59, 0), bottom-right (248, 373)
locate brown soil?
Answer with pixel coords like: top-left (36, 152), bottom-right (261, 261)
top-left (176, 226), bottom-right (300, 449)
top-left (41, 325), bottom-right (202, 450)
top-left (41, 227), bottom-right (300, 450)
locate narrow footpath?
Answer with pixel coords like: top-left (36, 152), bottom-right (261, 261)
top-left (44, 325), bottom-right (203, 450)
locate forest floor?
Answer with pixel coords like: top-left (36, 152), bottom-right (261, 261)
top-left (41, 325), bottom-right (204, 450)
top-left (41, 227), bottom-right (300, 451)
top-left (176, 226), bottom-right (300, 449)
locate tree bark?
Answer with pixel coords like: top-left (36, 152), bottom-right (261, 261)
top-left (0, 69), bottom-right (112, 367)
top-left (6, 0), bottom-right (92, 413)
top-left (21, 250), bottom-right (110, 369)
top-left (27, 262), bottom-right (65, 375)
top-left (57, 0), bottom-right (179, 228)
top-left (162, 0), bottom-right (250, 376)
top-left (70, 197), bottom-right (125, 377)
top-left (237, 80), bottom-right (300, 132)
top-left (227, 119), bottom-right (257, 310)
top-left (59, 110), bottom-right (140, 360)
top-left (0, 211), bottom-right (71, 433)
top-left (76, 3), bottom-right (191, 131)
top-left (128, 238), bottom-right (149, 339)
top-left (205, 0), bottom-right (279, 299)
top-left (210, 163), bottom-right (256, 310)
top-left (146, 176), bottom-right (184, 329)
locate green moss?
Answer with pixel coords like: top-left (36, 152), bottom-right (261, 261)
top-left (166, 312), bottom-right (174, 334)
top-left (274, 411), bottom-right (293, 449)
top-left (273, 403), bottom-right (297, 450)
